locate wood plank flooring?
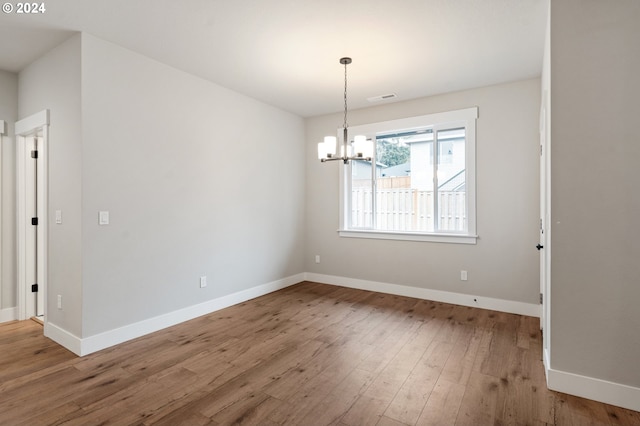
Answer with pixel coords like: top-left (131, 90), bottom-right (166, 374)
top-left (1, 281), bottom-right (639, 425)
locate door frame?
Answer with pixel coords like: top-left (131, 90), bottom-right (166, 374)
top-left (16, 110), bottom-right (49, 321)
top-left (0, 120), bottom-right (3, 317)
top-left (540, 92), bottom-right (551, 368)
top-left (539, 102), bottom-right (546, 331)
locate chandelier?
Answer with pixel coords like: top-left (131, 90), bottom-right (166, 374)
top-left (317, 57), bottom-right (373, 164)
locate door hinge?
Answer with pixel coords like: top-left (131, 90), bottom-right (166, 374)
top-left (31, 150), bottom-right (38, 159)
top-left (539, 293), bottom-right (543, 304)
top-left (32, 283), bottom-right (38, 292)
top-left (31, 217), bottom-right (38, 226)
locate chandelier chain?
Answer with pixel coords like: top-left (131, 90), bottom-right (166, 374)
top-left (343, 60), bottom-right (348, 130)
top-left (318, 57), bottom-right (371, 164)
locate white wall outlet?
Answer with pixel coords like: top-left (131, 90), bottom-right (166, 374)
top-left (315, 255), bottom-right (320, 264)
top-left (55, 210), bottom-right (62, 224)
top-left (461, 270), bottom-right (468, 281)
top-left (99, 211), bottom-right (109, 225)
top-left (200, 276), bottom-right (207, 288)
top-left (57, 295), bottom-right (62, 310)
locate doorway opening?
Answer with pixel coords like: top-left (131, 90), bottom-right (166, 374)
top-left (16, 110), bottom-right (49, 323)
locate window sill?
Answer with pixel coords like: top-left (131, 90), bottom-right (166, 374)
top-left (338, 229), bottom-right (478, 244)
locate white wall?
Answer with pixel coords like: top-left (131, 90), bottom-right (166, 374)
top-left (15, 32), bottom-right (305, 347)
top-left (0, 69), bottom-right (18, 316)
top-left (550, 0), bottom-right (640, 392)
top-left (18, 34), bottom-right (83, 336)
top-left (80, 34), bottom-right (306, 337)
top-left (306, 79), bottom-right (541, 305)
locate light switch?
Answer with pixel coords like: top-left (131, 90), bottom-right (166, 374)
top-left (99, 211), bottom-right (109, 225)
top-left (55, 210), bottom-right (62, 224)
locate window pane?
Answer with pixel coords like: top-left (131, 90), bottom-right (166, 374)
top-left (436, 128), bottom-right (466, 232)
top-left (376, 129), bottom-right (434, 232)
top-left (341, 107), bottom-right (477, 241)
top-left (350, 160), bottom-right (373, 228)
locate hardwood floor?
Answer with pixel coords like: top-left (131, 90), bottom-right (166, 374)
top-left (1, 281), bottom-right (639, 425)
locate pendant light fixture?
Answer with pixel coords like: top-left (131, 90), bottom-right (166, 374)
top-left (318, 57), bottom-right (373, 164)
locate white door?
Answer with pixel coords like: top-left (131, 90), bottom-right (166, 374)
top-left (539, 94), bottom-right (550, 362)
top-left (24, 136), bottom-right (45, 317)
top-left (538, 124), bottom-right (546, 330)
top-left (16, 110), bottom-right (49, 321)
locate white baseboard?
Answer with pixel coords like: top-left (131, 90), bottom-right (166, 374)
top-left (546, 364), bottom-right (640, 412)
top-left (0, 307), bottom-right (17, 323)
top-left (47, 273), bottom-right (304, 357)
top-left (304, 272), bottom-right (540, 318)
top-left (543, 348), bottom-right (551, 373)
top-left (41, 272), bottom-right (539, 356)
top-left (44, 321), bottom-right (82, 355)
top-left (43, 272), bottom-right (539, 357)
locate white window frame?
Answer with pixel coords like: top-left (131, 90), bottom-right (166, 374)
top-left (339, 107), bottom-right (478, 244)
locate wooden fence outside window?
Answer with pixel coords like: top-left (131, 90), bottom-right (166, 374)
top-left (350, 185), bottom-right (466, 232)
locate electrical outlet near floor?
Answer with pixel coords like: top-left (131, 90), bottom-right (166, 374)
top-left (461, 270), bottom-right (468, 281)
top-left (200, 276), bottom-right (207, 288)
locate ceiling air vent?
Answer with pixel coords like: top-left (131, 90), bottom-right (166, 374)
top-left (367, 93), bottom-right (398, 103)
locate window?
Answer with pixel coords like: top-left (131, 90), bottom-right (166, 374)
top-left (339, 107), bottom-right (477, 244)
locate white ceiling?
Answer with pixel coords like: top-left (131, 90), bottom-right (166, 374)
top-left (0, 0), bottom-right (548, 117)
